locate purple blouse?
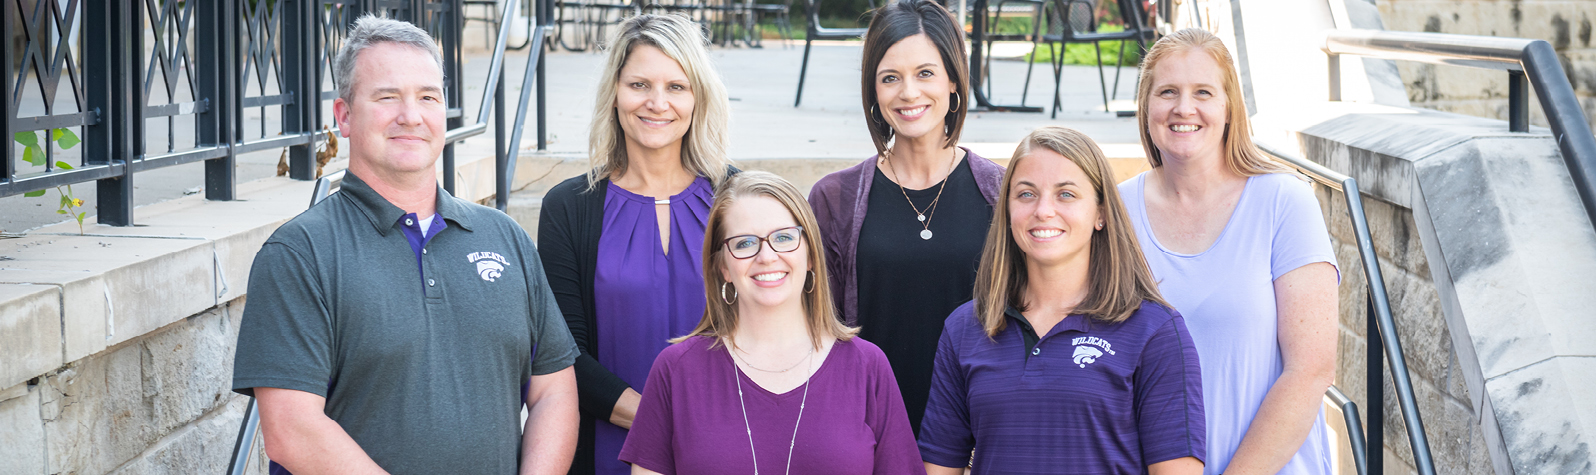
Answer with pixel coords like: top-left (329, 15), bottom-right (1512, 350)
top-left (620, 336), bottom-right (927, 475)
top-left (592, 177), bottom-right (713, 474)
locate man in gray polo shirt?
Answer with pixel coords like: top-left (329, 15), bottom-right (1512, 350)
top-left (232, 15), bottom-right (579, 474)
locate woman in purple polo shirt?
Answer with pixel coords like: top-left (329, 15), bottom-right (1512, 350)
top-left (920, 127), bottom-right (1206, 474)
top-left (537, 14), bottom-right (734, 475)
top-left (620, 172), bottom-right (924, 475)
top-left (1119, 29), bottom-right (1339, 475)
top-left (807, 0), bottom-right (1002, 437)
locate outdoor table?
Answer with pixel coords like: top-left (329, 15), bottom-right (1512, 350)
top-left (967, 0), bottom-right (1043, 112)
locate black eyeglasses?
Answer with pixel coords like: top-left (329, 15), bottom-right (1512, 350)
top-left (721, 226), bottom-right (804, 259)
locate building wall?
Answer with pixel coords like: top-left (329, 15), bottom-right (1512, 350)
top-left (0, 297), bottom-right (269, 475)
top-left (1378, 0), bottom-right (1596, 132)
top-left (1312, 184), bottom-right (1497, 475)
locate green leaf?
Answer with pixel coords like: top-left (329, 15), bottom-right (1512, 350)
top-left (55, 129), bottom-right (80, 149)
top-left (23, 189), bottom-right (46, 197)
top-left (76, 212), bottom-right (86, 223)
top-left (57, 209), bottom-right (68, 215)
top-left (14, 131), bottom-right (38, 147)
top-left (55, 161), bottom-right (74, 170)
top-left (60, 194), bottom-right (72, 208)
top-left (22, 146), bottom-right (44, 166)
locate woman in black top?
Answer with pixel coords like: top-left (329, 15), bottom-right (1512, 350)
top-left (806, 0), bottom-right (1002, 434)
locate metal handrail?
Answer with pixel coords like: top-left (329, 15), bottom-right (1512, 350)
top-left (1258, 141), bottom-right (1436, 475)
top-left (1326, 385), bottom-right (1369, 475)
top-left (1324, 29), bottom-right (1596, 234)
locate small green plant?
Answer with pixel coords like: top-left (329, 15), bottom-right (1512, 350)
top-left (13, 129), bottom-right (87, 234)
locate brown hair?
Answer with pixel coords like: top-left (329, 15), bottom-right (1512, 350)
top-left (1135, 28), bottom-right (1291, 176)
top-left (859, 0), bottom-right (970, 156)
top-left (973, 127), bottom-right (1169, 336)
top-left (675, 171), bottom-right (858, 349)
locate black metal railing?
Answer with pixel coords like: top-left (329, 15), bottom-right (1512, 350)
top-left (1325, 28), bottom-right (1596, 233)
top-left (4, 0), bottom-right (548, 226)
top-left (1258, 141), bottom-right (1437, 475)
top-left (1326, 385), bottom-right (1370, 475)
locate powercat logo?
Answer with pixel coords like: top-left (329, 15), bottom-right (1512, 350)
top-left (467, 251), bottom-right (509, 282)
top-left (1070, 336), bottom-right (1116, 368)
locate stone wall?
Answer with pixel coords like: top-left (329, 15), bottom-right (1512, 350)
top-left (1377, 0), bottom-right (1596, 132)
top-left (0, 297), bottom-right (268, 475)
top-left (1310, 182), bottom-right (1496, 475)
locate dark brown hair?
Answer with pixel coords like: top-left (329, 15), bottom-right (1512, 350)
top-left (859, 0), bottom-right (970, 156)
top-left (974, 127), bottom-right (1169, 336)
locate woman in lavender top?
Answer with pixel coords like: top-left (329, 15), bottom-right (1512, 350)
top-left (621, 172), bottom-right (925, 475)
top-left (537, 14), bottom-right (734, 475)
top-left (1120, 28), bottom-right (1339, 475)
top-left (920, 127), bottom-right (1206, 474)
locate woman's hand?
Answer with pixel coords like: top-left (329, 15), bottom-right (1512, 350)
top-left (609, 387), bottom-right (643, 429)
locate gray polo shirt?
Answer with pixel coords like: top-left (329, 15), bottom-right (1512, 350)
top-left (233, 172), bottom-right (579, 474)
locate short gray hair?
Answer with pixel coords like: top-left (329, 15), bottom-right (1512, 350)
top-left (335, 15), bottom-right (445, 101)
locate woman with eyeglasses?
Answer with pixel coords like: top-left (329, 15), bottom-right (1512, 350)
top-left (620, 171), bottom-right (925, 475)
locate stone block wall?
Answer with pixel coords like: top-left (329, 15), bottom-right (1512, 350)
top-left (1377, 0), bottom-right (1596, 132)
top-left (0, 297), bottom-right (268, 475)
top-left (1310, 184), bottom-right (1496, 475)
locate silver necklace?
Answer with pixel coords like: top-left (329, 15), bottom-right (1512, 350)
top-left (732, 343), bottom-right (815, 475)
top-left (882, 148), bottom-right (959, 240)
top-left (732, 344), bottom-right (814, 373)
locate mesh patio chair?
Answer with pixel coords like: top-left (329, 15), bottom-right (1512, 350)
top-left (1034, 0), bottom-right (1154, 117)
top-left (793, 0), bottom-right (874, 107)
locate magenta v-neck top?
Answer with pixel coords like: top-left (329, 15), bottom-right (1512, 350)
top-left (620, 336), bottom-right (927, 475)
top-left (591, 176), bottom-right (714, 474)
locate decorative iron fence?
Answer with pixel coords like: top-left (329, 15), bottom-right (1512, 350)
top-left (2, 0), bottom-right (510, 226)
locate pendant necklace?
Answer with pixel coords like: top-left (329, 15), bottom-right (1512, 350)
top-left (731, 341), bottom-right (815, 475)
top-left (883, 148), bottom-right (958, 240)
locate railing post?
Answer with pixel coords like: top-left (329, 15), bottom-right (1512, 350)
top-left (1328, 53), bottom-right (1342, 102)
top-left (1509, 69), bottom-right (1529, 133)
top-left (2, 1), bottom-right (14, 188)
top-left (95, 0), bottom-right (141, 226)
top-left (285, 0), bottom-right (319, 180)
top-left (443, 0), bottom-right (464, 196)
top-left (494, 44), bottom-right (508, 211)
top-left (198, 0), bottom-right (238, 201)
top-left (1365, 294), bottom-right (1384, 475)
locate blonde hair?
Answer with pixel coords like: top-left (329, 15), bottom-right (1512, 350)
top-left (974, 127), bottom-right (1169, 336)
top-left (1136, 28), bottom-right (1291, 176)
top-left (675, 171), bottom-right (858, 349)
top-left (587, 14), bottom-right (732, 189)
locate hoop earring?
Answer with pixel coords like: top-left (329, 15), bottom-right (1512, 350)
top-left (949, 93), bottom-right (961, 112)
top-left (721, 282), bottom-right (738, 305)
top-left (803, 270), bottom-right (816, 294)
top-left (869, 104), bottom-right (886, 126)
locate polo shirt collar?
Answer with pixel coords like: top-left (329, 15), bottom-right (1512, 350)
top-left (340, 172), bottom-right (475, 236)
top-left (1004, 306), bottom-right (1093, 338)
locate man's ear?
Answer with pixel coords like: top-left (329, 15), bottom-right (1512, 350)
top-left (333, 98), bottom-right (352, 137)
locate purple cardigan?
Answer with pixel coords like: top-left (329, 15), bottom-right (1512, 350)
top-left (806, 147), bottom-right (1006, 326)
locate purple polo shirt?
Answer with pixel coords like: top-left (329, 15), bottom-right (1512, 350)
top-left (919, 300), bottom-right (1206, 473)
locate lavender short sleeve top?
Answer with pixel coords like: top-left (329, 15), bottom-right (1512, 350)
top-left (1120, 172), bottom-right (1339, 475)
top-left (620, 336), bottom-right (926, 475)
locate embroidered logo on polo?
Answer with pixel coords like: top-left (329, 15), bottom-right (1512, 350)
top-left (467, 251), bottom-right (509, 282)
top-left (1070, 336), bottom-right (1117, 368)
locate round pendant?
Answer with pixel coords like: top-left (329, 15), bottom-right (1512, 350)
top-left (920, 229), bottom-right (933, 240)
top-left (917, 214), bottom-right (926, 222)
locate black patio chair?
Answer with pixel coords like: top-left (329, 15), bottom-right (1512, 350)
top-left (1034, 0), bottom-right (1154, 117)
top-left (979, 0), bottom-right (1046, 107)
top-left (793, 0), bottom-right (874, 107)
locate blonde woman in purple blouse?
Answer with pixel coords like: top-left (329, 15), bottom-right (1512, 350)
top-left (621, 172), bottom-right (925, 475)
top-left (537, 13), bottom-right (734, 475)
